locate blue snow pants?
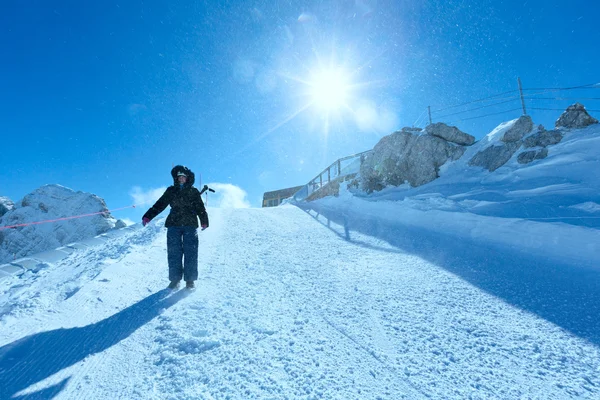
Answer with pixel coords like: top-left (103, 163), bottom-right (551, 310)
top-left (166, 226), bottom-right (199, 282)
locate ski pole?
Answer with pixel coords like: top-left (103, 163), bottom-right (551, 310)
top-left (199, 185), bottom-right (215, 206)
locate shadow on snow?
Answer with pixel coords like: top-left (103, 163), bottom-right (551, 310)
top-left (0, 289), bottom-right (187, 399)
top-left (297, 202), bottom-right (600, 347)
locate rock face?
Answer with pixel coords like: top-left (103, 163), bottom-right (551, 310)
top-left (469, 142), bottom-right (522, 172)
top-left (523, 129), bottom-right (563, 148)
top-left (359, 127), bottom-right (468, 192)
top-left (426, 123), bottom-right (475, 145)
top-left (501, 115), bottom-right (533, 143)
top-left (517, 148), bottom-right (549, 164)
top-left (555, 103), bottom-right (599, 129)
top-left (0, 185), bottom-right (124, 263)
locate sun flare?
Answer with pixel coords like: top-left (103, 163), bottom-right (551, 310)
top-left (309, 68), bottom-right (350, 111)
top-left (261, 50), bottom-right (378, 140)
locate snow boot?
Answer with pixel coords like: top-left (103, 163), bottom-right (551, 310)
top-left (185, 281), bottom-right (195, 289)
top-left (168, 280), bottom-right (180, 289)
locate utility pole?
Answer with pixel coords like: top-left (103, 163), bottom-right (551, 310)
top-left (428, 106), bottom-right (432, 125)
top-left (518, 77), bottom-right (527, 115)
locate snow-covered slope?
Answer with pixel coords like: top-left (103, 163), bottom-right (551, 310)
top-left (0, 204), bottom-right (599, 399)
top-left (0, 185), bottom-right (123, 263)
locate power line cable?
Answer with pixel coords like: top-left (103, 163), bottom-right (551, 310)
top-left (412, 108), bottom-right (427, 128)
top-left (430, 82), bottom-right (599, 115)
top-left (435, 97), bottom-right (520, 120)
top-left (422, 81), bottom-right (600, 126)
top-left (446, 108), bottom-right (522, 124)
top-left (524, 97), bottom-right (600, 101)
top-left (431, 89), bottom-right (519, 113)
top-left (523, 82), bottom-right (599, 91)
top-left (515, 87), bottom-right (598, 98)
top-left (529, 107), bottom-right (600, 112)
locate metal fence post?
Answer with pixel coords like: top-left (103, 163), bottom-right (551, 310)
top-left (518, 77), bottom-right (527, 115)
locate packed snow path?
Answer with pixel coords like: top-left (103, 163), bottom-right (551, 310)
top-left (0, 205), bottom-right (599, 399)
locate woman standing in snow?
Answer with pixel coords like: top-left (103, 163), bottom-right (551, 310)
top-left (142, 165), bottom-right (209, 290)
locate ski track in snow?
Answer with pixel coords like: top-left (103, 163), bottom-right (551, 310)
top-left (0, 207), bottom-right (599, 399)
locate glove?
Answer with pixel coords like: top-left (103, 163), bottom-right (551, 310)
top-left (142, 217), bottom-right (150, 227)
top-left (201, 224), bottom-right (208, 231)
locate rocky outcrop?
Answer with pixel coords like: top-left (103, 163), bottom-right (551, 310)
top-left (467, 116), bottom-right (533, 172)
top-left (344, 106), bottom-right (594, 196)
top-left (555, 103), bottom-right (598, 129)
top-left (523, 129), bottom-right (563, 148)
top-left (0, 185), bottom-right (124, 263)
top-left (426, 123), bottom-right (475, 146)
top-left (359, 129), bottom-right (468, 192)
top-left (517, 148), bottom-right (549, 164)
top-left (501, 115), bottom-right (533, 143)
top-left (469, 142), bottom-right (522, 172)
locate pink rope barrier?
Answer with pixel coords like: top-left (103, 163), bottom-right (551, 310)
top-left (0, 205), bottom-right (137, 230)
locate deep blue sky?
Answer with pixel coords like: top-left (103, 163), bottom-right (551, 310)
top-left (1, 0), bottom-right (599, 221)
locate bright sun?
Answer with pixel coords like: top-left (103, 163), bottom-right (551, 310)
top-left (309, 68), bottom-right (350, 111)
top-left (259, 61), bottom-right (364, 139)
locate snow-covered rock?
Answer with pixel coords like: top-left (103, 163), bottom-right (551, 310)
top-left (555, 103), bottom-right (598, 129)
top-left (500, 115), bottom-right (533, 143)
top-left (0, 185), bottom-right (124, 263)
top-left (0, 197), bottom-right (14, 218)
top-left (359, 130), bottom-right (467, 192)
top-left (467, 117), bottom-right (529, 171)
top-left (425, 122), bottom-right (475, 146)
